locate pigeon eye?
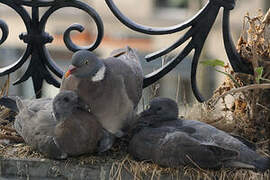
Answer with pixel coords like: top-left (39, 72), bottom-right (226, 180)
top-left (63, 97), bottom-right (69, 102)
top-left (85, 60), bottom-right (89, 65)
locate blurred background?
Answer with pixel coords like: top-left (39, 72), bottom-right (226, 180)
top-left (0, 0), bottom-right (269, 113)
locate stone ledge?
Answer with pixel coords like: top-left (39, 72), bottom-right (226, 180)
top-left (0, 157), bottom-right (191, 180)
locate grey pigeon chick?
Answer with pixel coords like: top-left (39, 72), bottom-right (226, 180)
top-left (129, 97), bottom-right (270, 172)
top-left (60, 46), bottom-right (143, 152)
top-left (53, 91), bottom-right (103, 156)
top-left (0, 91), bottom-right (103, 159)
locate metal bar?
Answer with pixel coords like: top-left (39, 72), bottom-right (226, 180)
top-left (0, 0), bottom-right (252, 102)
top-left (222, 8), bottom-right (252, 74)
top-left (105, 0), bottom-right (210, 35)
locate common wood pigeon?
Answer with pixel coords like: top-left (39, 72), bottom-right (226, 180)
top-left (60, 46), bottom-right (143, 152)
top-left (0, 90), bottom-right (103, 159)
top-left (129, 97), bottom-right (270, 172)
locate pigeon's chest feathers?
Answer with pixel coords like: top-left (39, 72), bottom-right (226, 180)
top-left (61, 75), bottom-right (105, 100)
top-left (60, 75), bottom-right (80, 91)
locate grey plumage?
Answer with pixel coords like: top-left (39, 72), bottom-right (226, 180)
top-left (129, 97), bottom-right (270, 171)
top-left (52, 91), bottom-right (103, 156)
top-left (12, 95), bottom-right (65, 159)
top-left (0, 96), bottom-right (51, 113)
top-left (0, 91), bottom-right (103, 159)
top-left (60, 46), bottom-right (143, 151)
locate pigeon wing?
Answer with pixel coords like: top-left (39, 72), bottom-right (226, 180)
top-left (108, 46), bottom-right (143, 106)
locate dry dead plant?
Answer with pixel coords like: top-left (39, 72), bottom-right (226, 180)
top-left (203, 9), bottom-right (270, 144)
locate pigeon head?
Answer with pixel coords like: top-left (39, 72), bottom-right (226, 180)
top-left (130, 97), bottom-right (179, 135)
top-left (141, 97), bottom-right (179, 120)
top-left (64, 50), bottom-right (105, 81)
top-left (52, 90), bottom-right (89, 121)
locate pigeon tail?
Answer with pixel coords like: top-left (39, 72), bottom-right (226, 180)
top-left (0, 96), bottom-right (19, 112)
top-left (225, 156), bottom-right (270, 172)
top-left (254, 156), bottom-right (270, 172)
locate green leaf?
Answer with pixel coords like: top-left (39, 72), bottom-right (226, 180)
top-left (215, 69), bottom-right (241, 87)
top-left (200, 59), bottom-right (241, 87)
top-left (255, 67), bottom-right (263, 83)
top-left (200, 59), bottom-right (225, 68)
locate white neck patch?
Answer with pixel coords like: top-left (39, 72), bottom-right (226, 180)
top-left (92, 65), bottom-right (106, 82)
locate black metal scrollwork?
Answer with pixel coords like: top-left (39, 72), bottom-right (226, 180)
top-left (105, 0), bottom-right (252, 102)
top-left (0, 0), bottom-right (251, 101)
top-left (0, 19), bottom-right (8, 45)
top-left (0, 0), bottom-right (103, 97)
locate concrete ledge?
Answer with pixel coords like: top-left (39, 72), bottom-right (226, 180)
top-left (0, 157), bottom-right (191, 180)
top-left (1, 157), bottom-right (268, 179)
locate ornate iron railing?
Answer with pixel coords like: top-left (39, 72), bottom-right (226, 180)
top-left (0, 0), bottom-right (251, 101)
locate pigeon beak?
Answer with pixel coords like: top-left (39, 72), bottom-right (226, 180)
top-left (64, 65), bottom-right (77, 78)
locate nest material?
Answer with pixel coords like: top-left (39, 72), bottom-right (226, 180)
top-left (0, 93), bottom-right (269, 179)
top-left (202, 9), bottom-right (270, 144)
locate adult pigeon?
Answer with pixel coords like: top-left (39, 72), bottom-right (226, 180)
top-left (129, 97), bottom-right (270, 172)
top-left (60, 46), bottom-right (143, 152)
top-left (0, 90), bottom-right (103, 159)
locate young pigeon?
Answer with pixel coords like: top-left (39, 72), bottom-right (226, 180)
top-left (0, 90), bottom-right (103, 159)
top-left (60, 46), bottom-right (143, 152)
top-left (52, 91), bottom-right (103, 156)
top-left (129, 97), bottom-right (270, 172)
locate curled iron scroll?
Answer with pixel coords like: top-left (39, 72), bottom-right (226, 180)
top-left (0, 0), bottom-right (104, 97)
top-left (0, 0), bottom-right (32, 77)
top-left (0, 19), bottom-right (8, 45)
top-left (38, 0), bottom-right (104, 79)
top-left (0, 0), bottom-right (251, 101)
top-left (105, 0), bottom-right (250, 102)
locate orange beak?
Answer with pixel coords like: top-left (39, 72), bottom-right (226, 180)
top-left (64, 65), bottom-right (77, 78)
